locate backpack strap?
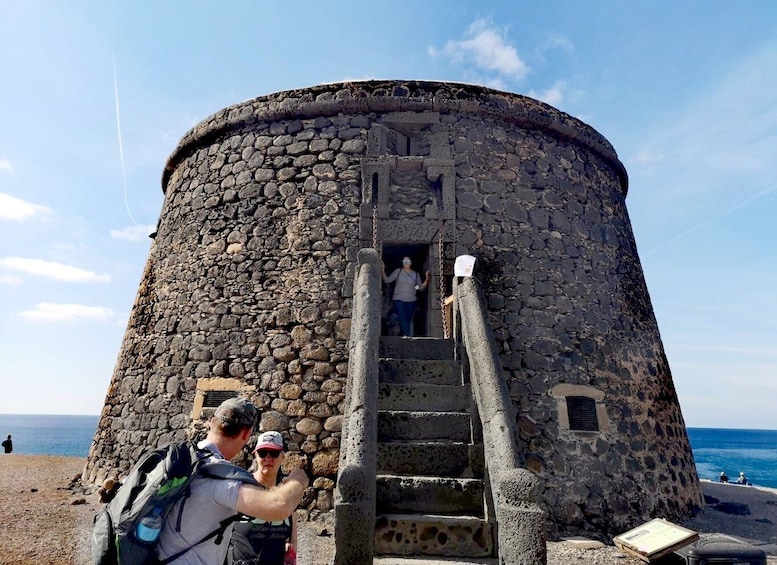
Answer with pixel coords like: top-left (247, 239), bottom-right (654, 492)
top-left (157, 449), bottom-right (260, 563)
top-left (157, 514), bottom-right (241, 564)
top-left (199, 459), bottom-right (260, 485)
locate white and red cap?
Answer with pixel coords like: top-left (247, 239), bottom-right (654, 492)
top-left (253, 431), bottom-right (284, 452)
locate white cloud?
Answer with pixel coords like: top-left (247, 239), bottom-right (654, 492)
top-left (0, 159), bottom-right (13, 172)
top-left (110, 224), bottom-right (156, 241)
top-left (536, 34), bottom-right (574, 58)
top-left (484, 77), bottom-right (508, 91)
top-left (430, 19), bottom-right (529, 81)
top-left (0, 257), bottom-right (110, 283)
top-left (0, 192), bottom-right (52, 221)
top-left (18, 303), bottom-right (114, 322)
top-left (0, 274), bottom-right (23, 285)
top-left (529, 81), bottom-right (566, 106)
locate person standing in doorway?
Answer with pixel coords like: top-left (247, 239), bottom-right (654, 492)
top-left (382, 256), bottom-right (431, 337)
top-left (2, 434), bottom-right (12, 453)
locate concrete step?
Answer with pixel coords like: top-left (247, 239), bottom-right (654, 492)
top-left (376, 475), bottom-right (485, 516)
top-left (380, 336), bottom-right (455, 360)
top-left (378, 383), bottom-right (471, 412)
top-left (374, 558), bottom-right (497, 565)
top-left (378, 410), bottom-right (471, 442)
top-left (374, 513), bottom-right (494, 558)
top-left (379, 358), bottom-right (461, 385)
top-left (377, 441), bottom-right (484, 478)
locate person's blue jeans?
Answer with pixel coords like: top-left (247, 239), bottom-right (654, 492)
top-left (393, 300), bottom-right (417, 337)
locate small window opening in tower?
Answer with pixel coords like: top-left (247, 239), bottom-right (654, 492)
top-left (566, 396), bottom-right (599, 431)
top-left (371, 172), bottom-right (379, 206)
top-left (393, 132), bottom-right (410, 156)
top-left (429, 174), bottom-right (443, 213)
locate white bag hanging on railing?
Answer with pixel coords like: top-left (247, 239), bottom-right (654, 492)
top-left (454, 254), bottom-right (476, 277)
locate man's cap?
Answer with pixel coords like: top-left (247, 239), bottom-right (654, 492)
top-left (253, 430), bottom-right (284, 452)
top-left (214, 397), bottom-right (257, 428)
top-left (740, 472), bottom-right (745, 476)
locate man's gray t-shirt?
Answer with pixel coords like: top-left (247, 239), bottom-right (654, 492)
top-left (156, 440), bottom-right (242, 565)
top-left (385, 268), bottom-right (422, 302)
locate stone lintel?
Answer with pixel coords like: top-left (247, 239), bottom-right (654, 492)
top-left (379, 220), bottom-right (454, 244)
top-left (380, 111), bottom-right (440, 125)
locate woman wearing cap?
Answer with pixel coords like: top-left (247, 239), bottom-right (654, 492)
top-left (227, 431), bottom-right (298, 565)
top-left (382, 256), bottom-right (431, 337)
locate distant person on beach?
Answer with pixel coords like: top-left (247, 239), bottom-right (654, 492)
top-left (227, 431), bottom-right (298, 565)
top-left (2, 434), bottom-right (11, 453)
top-left (156, 398), bottom-right (308, 565)
top-left (736, 471), bottom-right (749, 485)
top-left (719, 471), bottom-right (729, 483)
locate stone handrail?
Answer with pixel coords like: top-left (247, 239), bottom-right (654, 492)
top-left (456, 276), bottom-right (548, 564)
top-left (332, 248), bottom-right (381, 564)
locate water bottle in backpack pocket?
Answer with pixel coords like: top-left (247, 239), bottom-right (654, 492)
top-left (136, 507), bottom-right (163, 543)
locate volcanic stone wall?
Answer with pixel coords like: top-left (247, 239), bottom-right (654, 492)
top-left (85, 80), bottom-right (702, 533)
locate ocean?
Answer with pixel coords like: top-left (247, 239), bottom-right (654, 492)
top-left (687, 427), bottom-right (777, 489)
top-left (0, 416), bottom-right (774, 488)
top-left (0, 414), bottom-right (99, 458)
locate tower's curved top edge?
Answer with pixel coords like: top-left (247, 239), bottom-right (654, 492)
top-left (162, 79), bottom-right (627, 192)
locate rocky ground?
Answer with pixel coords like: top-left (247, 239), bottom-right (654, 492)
top-left (1, 455), bottom-right (775, 564)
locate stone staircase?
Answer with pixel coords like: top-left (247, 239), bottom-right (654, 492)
top-left (373, 336), bottom-right (495, 560)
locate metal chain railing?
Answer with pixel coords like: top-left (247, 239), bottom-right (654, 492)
top-left (372, 206), bottom-right (379, 251)
top-left (438, 218), bottom-right (449, 338)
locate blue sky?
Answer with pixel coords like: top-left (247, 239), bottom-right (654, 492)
top-left (1, 1), bottom-right (775, 429)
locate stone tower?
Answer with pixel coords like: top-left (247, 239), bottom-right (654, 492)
top-left (85, 80), bottom-right (702, 537)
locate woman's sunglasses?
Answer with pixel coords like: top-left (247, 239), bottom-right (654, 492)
top-left (256, 449), bottom-right (282, 459)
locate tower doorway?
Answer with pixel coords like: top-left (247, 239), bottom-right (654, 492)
top-left (381, 244), bottom-right (431, 337)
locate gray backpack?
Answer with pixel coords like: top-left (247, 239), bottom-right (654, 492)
top-left (91, 440), bottom-right (258, 564)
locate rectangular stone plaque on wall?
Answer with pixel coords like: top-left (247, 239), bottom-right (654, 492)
top-left (202, 390), bottom-right (238, 408)
top-left (191, 377), bottom-right (245, 420)
top-left (566, 396), bottom-right (599, 432)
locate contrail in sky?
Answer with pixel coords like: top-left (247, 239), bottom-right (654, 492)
top-left (112, 53), bottom-right (137, 226)
top-left (643, 183), bottom-right (777, 256)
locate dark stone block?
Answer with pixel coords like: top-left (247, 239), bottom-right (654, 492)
top-left (714, 501), bottom-right (751, 516)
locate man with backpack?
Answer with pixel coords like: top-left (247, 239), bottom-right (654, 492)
top-left (156, 397), bottom-right (309, 564)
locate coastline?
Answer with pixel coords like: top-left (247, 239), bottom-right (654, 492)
top-left (710, 479), bottom-right (777, 497)
top-left (1, 455), bottom-right (775, 565)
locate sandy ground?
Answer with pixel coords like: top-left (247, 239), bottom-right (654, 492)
top-left (1, 455), bottom-right (775, 564)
